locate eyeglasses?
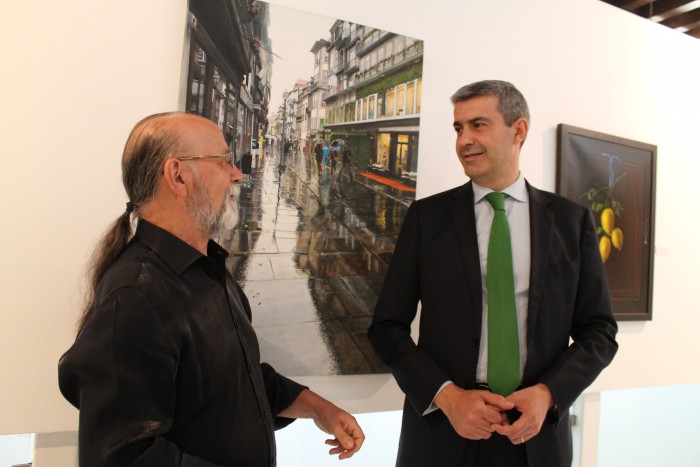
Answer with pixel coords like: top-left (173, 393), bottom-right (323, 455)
top-left (175, 152), bottom-right (234, 166)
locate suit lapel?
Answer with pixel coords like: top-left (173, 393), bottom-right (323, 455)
top-left (526, 182), bottom-right (554, 351)
top-left (449, 182), bottom-right (483, 319)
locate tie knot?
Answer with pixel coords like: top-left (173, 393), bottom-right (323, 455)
top-left (486, 192), bottom-right (507, 211)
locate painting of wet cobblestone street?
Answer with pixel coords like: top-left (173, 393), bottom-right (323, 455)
top-left (185, 0), bottom-right (423, 376)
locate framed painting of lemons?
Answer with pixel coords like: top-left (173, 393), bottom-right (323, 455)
top-left (556, 124), bottom-right (656, 321)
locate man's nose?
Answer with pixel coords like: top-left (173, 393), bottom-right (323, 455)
top-left (457, 129), bottom-right (475, 147)
top-left (229, 164), bottom-right (243, 183)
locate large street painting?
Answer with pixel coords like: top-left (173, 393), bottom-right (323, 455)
top-left (183, 0), bottom-right (424, 376)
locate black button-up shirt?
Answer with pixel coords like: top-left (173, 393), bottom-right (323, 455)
top-left (59, 220), bottom-right (305, 466)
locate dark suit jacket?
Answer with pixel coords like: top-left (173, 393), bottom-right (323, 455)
top-left (368, 181), bottom-right (618, 466)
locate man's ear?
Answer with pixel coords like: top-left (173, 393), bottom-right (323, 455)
top-left (162, 158), bottom-right (190, 198)
top-left (513, 117), bottom-right (529, 147)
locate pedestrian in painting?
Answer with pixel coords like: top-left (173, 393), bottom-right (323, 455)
top-left (322, 144), bottom-right (330, 173)
top-left (338, 149), bottom-right (354, 182)
top-left (330, 146), bottom-right (339, 176)
top-left (314, 143), bottom-right (323, 173)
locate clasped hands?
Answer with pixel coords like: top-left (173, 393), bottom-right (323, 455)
top-left (435, 383), bottom-right (553, 445)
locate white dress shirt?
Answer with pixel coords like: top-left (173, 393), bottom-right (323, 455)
top-left (473, 174), bottom-right (530, 384)
top-left (426, 174), bottom-right (531, 414)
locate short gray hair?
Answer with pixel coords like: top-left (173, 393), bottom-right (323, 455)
top-left (450, 80), bottom-right (530, 126)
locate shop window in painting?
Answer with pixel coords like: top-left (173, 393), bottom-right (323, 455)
top-left (190, 43), bottom-right (207, 115)
top-left (416, 78), bottom-right (422, 114)
top-left (406, 82), bottom-right (416, 115)
top-left (368, 94), bottom-right (376, 120)
top-left (212, 66), bottom-right (226, 129)
top-left (386, 88), bottom-right (395, 118)
top-left (396, 84), bottom-right (406, 116)
top-left (377, 133), bottom-right (391, 168)
top-left (395, 134), bottom-right (410, 174)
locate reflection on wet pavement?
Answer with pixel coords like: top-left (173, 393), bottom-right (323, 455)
top-left (220, 148), bottom-right (413, 376)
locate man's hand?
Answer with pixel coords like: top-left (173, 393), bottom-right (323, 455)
top-left (435, 383), bottom-right (514, 440)
top-left (278, 389), bottom-right (365, 460)
top-left (492, 383), bottom-right (554, 444)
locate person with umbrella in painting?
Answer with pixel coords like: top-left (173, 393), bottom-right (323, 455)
top-left (314, 140), bottom-right (324, 174)
top-left (322, 143), bottom-right (330, 173)
top-left (330, 144), bottom-right (340, 177)
top-left (333, 139), bottom-right (354, 182)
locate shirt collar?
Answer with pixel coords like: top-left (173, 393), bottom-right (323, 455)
top-left (135, 219), bottom-right (228, 276)
top-left (473, 172), bottom-right (528, 204)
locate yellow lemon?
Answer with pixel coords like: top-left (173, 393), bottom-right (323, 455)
top-left (599, 236), bottom-right (611, 263)
top-left (612, 228), bottom-right (623, 250)
top-left (601, 208), bottom-right (615, 235)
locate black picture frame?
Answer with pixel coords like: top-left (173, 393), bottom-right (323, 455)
top-left (556, 124), bottom-right (656, 321)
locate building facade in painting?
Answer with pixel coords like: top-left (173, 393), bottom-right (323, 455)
top-left (182, 1), bottom-right (423, 186)
top-left (324, 21), bottom-right (423, 186)
top-left (271, 20), bottom-right (423, 185)
top-left (185, 0), bottom-right (272, 161)
top-left (306, 40), bottom-right (331, 152)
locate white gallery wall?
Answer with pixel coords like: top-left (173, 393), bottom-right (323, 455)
top-left (1, 0), bottom-right (699, 459)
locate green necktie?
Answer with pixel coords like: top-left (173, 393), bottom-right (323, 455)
top-left (485, 192), bottom-right (520, 396)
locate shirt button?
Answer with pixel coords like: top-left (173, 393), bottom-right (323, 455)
top-left (472, 338), bottom-right (479, 348)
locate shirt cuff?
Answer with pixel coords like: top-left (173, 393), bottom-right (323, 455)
top-left (423, 380), bottom-right (454, 415)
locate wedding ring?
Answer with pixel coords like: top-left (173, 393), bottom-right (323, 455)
top-left (521, 436), bottom-right (525, 444)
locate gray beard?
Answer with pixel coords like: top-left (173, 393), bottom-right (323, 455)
top-left (218, 184), bottom-right (240, 235)
top-left (186, 174), bottom-right (239, 240)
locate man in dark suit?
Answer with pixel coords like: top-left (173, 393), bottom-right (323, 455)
top-left (368, 80), bottom-right (618, 466)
